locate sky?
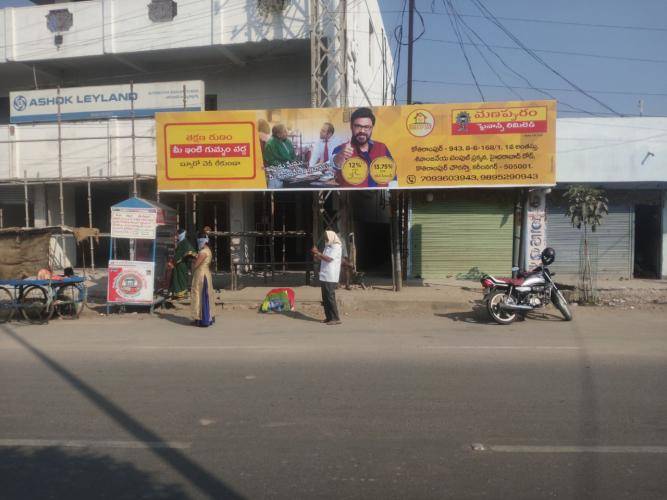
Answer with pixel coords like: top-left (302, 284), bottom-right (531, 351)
top-left (2, 0), bottom-right (666, 118)
top-left (379, 0), bottom-right (667, 117)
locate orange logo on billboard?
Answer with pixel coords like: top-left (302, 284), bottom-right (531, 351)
top-left (406, 109), bottom-right (435, 137)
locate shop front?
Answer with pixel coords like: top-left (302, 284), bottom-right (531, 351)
top-left (546, 189), bottom-right (663, 279)
top-left (409, 189), bottom-right (516, 280)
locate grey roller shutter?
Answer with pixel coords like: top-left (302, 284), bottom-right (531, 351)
top-left (546, 196), bottom-right (633, 278)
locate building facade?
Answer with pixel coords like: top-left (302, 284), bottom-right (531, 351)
top-left (0, 0), bottom-right (394, 271)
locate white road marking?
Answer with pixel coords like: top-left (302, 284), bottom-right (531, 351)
top-left (0, 439), bottom-right (191, 450)
top-left (422, 346), bottom-right (580, 350)
top-left (475, 444), bottom-right (667, 454)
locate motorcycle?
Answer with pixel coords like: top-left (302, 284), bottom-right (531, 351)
top-left (480, 247), bottom-right (573, 325)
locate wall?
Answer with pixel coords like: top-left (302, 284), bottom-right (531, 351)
top-left (346, 0), bottom-right (393, 107)
top-left (2, 118), bottom-right (155, 179)
top-left (663, 194), bottom-right (667, 278)
top-left (557, 118), bottom-right (667, 183)
top-left (1, 0), bottom-right (309, 63)
top-left (0, 55), bottom-right (311, 181)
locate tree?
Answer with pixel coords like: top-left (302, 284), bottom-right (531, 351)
top-left (564, 186), bottom-right (609, 303)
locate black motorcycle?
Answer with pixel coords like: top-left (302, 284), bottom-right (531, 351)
top-left (480, 247), bottom-right (573, 325)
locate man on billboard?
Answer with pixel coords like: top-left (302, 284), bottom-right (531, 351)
top-left (332, 107), bottom-right (396, 188)
top-left (309, 122), bottom-right (335, 168)
top-left (263, 124), bottom-right (297, 188)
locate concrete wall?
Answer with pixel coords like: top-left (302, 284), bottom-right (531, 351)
top-left (347, 0), bottom-right (393, 106)
top-left (1, 0), bottom-right (309, 62)
top-left (0, 55), bottom-right (311, 180)
top-left (557, 118), bottom-right (667, 183)
top-left (663, 194), bottom-right (667, 279)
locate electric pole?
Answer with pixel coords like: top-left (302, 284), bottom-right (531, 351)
top-left (406, 0), bottom-right (415, 105)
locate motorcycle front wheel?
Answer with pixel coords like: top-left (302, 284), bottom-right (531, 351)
top-left (487, 290), bottom-right (517, 325)
top-left (551, 289), bottom-right (573, 321)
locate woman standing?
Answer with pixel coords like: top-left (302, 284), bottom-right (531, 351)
top-left (170, 229), bottom-right (197, 299)
top-left (191, 232), bottom-right (216, 327)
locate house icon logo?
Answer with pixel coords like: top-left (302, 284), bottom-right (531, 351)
top-left (406, 109), bottom-right (435, 137)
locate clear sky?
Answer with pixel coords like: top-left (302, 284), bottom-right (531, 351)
top-left (2, 0), bottom-right (666, 117)
top-left (380, 0), bottom-right (667, 117)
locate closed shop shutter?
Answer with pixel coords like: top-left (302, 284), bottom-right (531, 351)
top-left (546, 195), bottom-right (633, 278)
top-left (410, 193), bottom-right (514, 279)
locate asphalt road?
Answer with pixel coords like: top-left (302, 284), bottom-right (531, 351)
top-left (1, 306), bottom-right (666, 499)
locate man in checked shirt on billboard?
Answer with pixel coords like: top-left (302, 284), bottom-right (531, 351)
top-left (331, 107), bottom-right (397, 188)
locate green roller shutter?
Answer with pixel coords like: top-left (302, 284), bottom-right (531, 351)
top-left (410, 194), bottom-right (514, 279)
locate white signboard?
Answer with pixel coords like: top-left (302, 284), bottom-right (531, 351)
top-left (10, 80), bottom-right (204, 123)
top-left (524, 190), bottom-right (547, 271)
top-left (111, 208), bottom-right (157, 240)
top-left (107, 260), bottom-right (155, 304)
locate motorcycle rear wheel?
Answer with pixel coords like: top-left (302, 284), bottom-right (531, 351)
top-left (551, 289), bottom-right (573, 321)
top-left (487, 290), bottom-right (517, 325)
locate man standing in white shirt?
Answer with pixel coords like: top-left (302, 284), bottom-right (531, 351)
top-left (309, 122), bottom-right (335, 168)
top-left (311, 230), bottom-right (342, 325)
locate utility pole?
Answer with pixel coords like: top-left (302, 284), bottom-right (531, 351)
top-left (406, 0), bottom-right (415, 105)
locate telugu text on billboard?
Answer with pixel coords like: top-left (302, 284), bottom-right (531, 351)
top-left (156, 100), bottom-right (556, 191)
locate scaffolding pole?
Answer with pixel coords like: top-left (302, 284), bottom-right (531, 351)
top-left (131, 81), bottom-right (137, 198)
top-left (213, 203), bottom-right (219, 271)
top-left (193, 193), bottom-right (198, 231)
top-left (23, 170), bottom-right (29, 227)
top-left (57, 86), bottom-right (66, 267)
top-left (87, 166), bottom-right (96, 272)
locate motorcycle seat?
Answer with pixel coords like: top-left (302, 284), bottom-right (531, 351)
top-left (499, 277), bottom-right (525, 286)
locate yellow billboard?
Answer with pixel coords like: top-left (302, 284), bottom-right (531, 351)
top-left (156, 100), bottom-right (556, 191)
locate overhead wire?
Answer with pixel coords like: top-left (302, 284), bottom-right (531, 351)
top-left (443, 0), bottom-right (522, 101)
top-left (470, 0), bottom-right (624, 116)
top-left (444, 0), bottom-right (484, 101)
top-left (441, 3), bottom-right (597, 115)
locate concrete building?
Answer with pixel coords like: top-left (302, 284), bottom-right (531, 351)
top-left (549, 117), bottom-right (667, 280)
top-left (407, 117), bottom-right (667, 282)
top-left (0, 0), bottom-right (394, 271)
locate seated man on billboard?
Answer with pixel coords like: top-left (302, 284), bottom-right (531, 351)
top-left (262, 123), bottom-right (296, 188)
top-left (331, 107), bottom-right (397, 188)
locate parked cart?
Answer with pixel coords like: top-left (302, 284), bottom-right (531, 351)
top-left (0, 226), bottom-right (98, 323)
top-left (0, 277), bottom-right (86, 323)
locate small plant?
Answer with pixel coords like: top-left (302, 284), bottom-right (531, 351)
top-left (564, 186), bottom-right (608, 304)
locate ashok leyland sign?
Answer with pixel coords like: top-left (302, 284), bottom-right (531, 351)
top-left (10, 80), bottom-right (204, 123)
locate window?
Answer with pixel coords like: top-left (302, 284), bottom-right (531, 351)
top-left (205, 94), bottom-right (218, 111)
top-left (0, 97), bottom-right (9, 125)
top-left (369, 21), bottom-right (375, 67)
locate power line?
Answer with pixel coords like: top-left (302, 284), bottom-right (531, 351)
top-left (470, 0), bottom-right (623, 117)
top-left (419, 38), bottom-right (667, 65)
top-left (413, 79), bottom-right (667, 97)
top-left (444, 0), bottom-right (484, 101)
top-left (377, 10), bottom-right (667, 32)
top-left (439, 2), bottom-right (596, 116)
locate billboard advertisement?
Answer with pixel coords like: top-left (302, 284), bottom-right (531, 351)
top-left (10, 80), bottom-right (204, 123)
top-left (156, 100), bottom-right (556, 192)
top-left (107, 260), bottom-right (155, 304)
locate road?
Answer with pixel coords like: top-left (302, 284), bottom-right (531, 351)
top-left (1, 306), bottom-right (666, 499)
